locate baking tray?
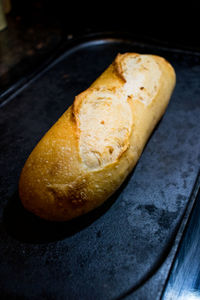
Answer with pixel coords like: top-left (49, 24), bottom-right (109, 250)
top-left (0, 32), bottom-right (200, 300)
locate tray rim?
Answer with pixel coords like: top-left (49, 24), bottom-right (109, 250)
top-left (1, 30), bottom-right (200, 108)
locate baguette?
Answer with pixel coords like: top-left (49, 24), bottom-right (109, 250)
top-left (19, 53), bottom-right (176, 221)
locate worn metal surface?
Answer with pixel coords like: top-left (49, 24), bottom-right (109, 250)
top-left (0, 35), bottom-right (200, 299)
top-left (162, 181), bottom-right (200, 300)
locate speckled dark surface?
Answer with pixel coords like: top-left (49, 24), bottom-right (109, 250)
top-left (0, 36), bottom-right (200, 299)
top-left (0, 0), bottom-right (68, 101)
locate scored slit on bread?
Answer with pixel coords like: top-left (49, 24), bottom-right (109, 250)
top-left (75, 53), bottom-right (161, 170)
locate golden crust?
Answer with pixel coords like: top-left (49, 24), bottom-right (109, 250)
top-left (19, 53), bottom-right (176, 221)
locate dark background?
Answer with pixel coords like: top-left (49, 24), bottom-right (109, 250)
top-left (10, 1), bottom-right (200, 48)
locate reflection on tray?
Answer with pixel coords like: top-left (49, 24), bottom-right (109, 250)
top-left (162, 181), bottom-right (200, 300)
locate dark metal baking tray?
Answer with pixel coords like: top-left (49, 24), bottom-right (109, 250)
top-left (0, 33), bottom-right (200, 300)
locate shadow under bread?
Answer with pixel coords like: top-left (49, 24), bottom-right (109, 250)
top-left (3, 168), bottom-right (135, 244)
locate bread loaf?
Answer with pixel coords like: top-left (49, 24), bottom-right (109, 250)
top-left (19, 53), bottom-right (176, 221)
